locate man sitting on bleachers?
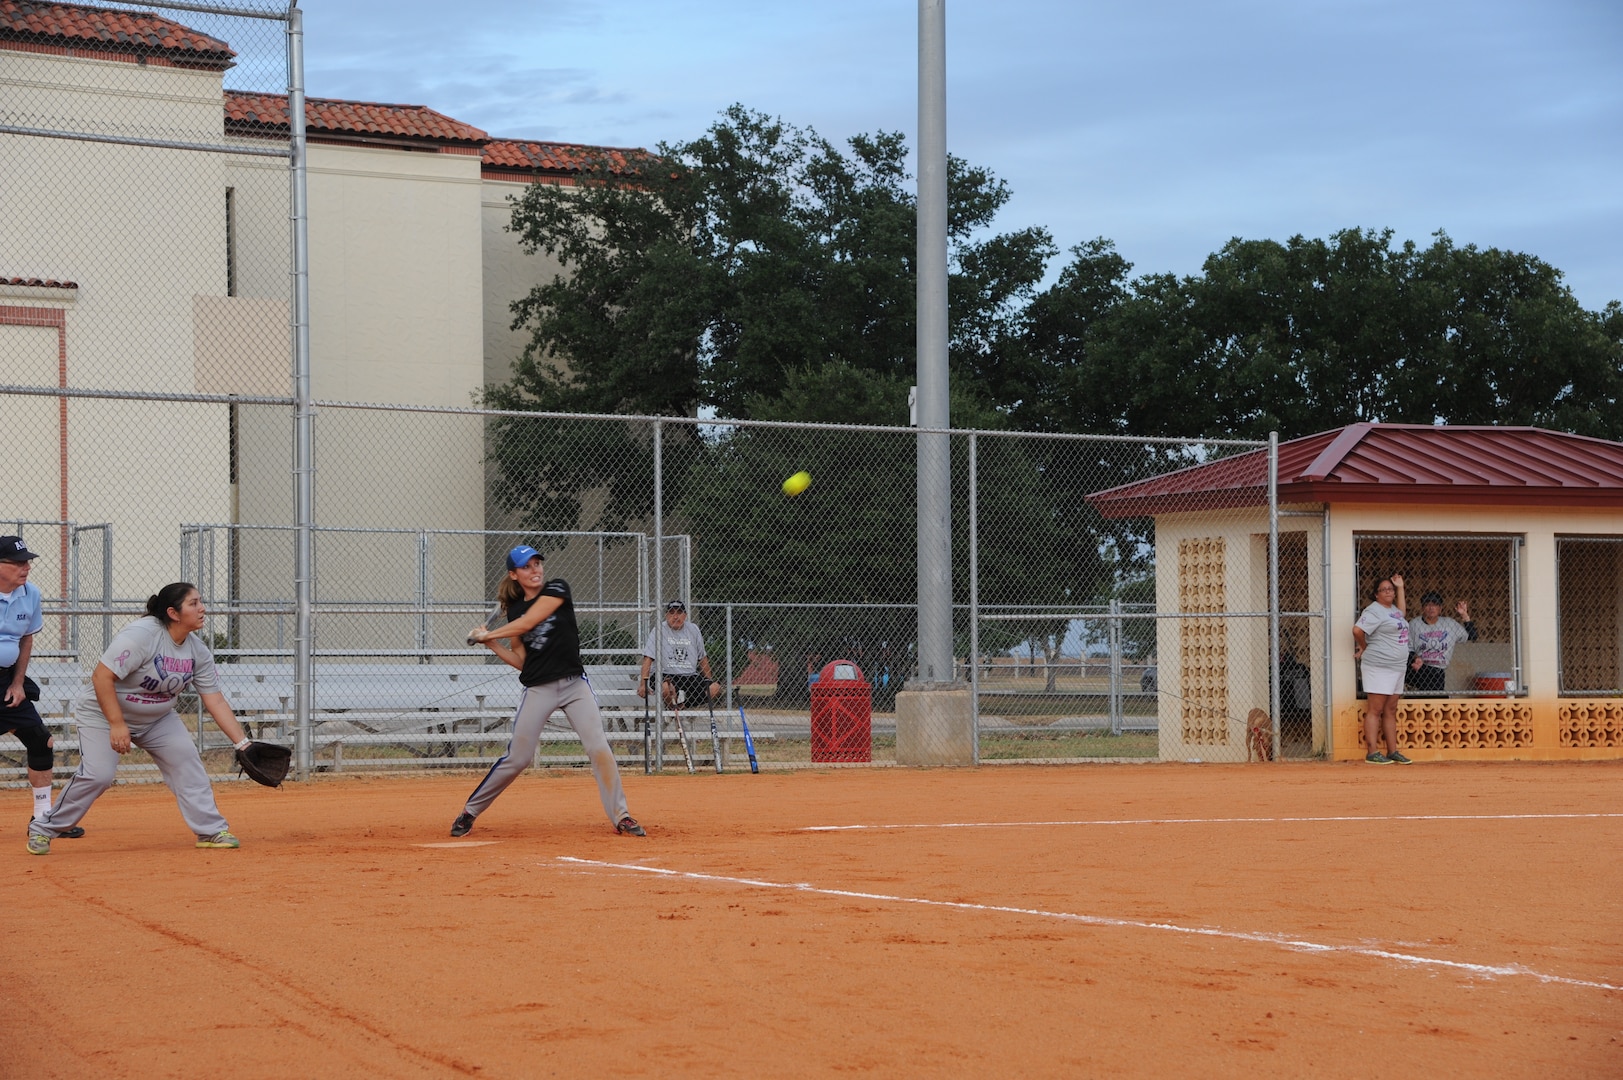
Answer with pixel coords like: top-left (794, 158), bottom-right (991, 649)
top-left (638, 601), bottom-right (721, 709)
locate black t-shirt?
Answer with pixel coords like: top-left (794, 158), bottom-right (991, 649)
top-left (507, 579), bottom-right (584, 687)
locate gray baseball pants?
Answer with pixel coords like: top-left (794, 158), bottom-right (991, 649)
top-left (30, 710), bottom-right (230, 839)
top-left (461, 675), bottom-right (629, 825)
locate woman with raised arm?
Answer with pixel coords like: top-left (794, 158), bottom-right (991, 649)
top-left (1352, 574), bottom-right (1413, 765)
top-left (451, 546), bottom-right (644, 838)
top-left (28, 582), bottom-right (251, 854)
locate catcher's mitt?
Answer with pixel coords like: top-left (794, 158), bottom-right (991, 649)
top-left (236, 740), bottom-right (292, 788)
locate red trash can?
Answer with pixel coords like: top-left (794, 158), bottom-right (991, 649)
top-left (810, 660), bottom-right (872, 762)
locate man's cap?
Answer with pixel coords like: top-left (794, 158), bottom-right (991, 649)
top-left (1421, 590), bottom-right (1444, 605)
top-left (506, 544), bottom-right (543, 570)
top-left (0, 536), bottom-right (40, 563)
top-left (665, 600), bottom-right (686, 612)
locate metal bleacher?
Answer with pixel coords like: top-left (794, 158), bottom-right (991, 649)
top-left (3, 660), bottom-right (764, 778)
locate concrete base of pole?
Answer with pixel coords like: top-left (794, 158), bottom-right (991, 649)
top-left (896, 681), bottom-right (975, 766)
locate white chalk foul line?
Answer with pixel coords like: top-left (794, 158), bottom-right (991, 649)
top-left (799, 812), bottom-right (1623, 832)
top-left (557, 856), bottom-right (1621, 994)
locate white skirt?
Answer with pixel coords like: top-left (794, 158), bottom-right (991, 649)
top-left (1360, 662), bottom-right (1405, 696)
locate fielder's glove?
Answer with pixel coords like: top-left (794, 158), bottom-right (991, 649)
top-left (235, 740), bottom-right (292, 788)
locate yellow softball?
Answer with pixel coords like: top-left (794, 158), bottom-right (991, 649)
top-left (782, 470), bottom-right (812, 497)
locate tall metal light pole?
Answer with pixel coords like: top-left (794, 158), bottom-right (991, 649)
top-left (288, 1), bottom-right (315, 780)
top-left (915, 0), bottom-right (954, 685)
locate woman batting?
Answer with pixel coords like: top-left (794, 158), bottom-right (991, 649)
top-left (451, 546), bottom-right (644, 838)
top-left (28, 582), bottom-right (252, 854)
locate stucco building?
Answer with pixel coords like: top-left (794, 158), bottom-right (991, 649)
top-left (1, 3), bottom-right (642, 621)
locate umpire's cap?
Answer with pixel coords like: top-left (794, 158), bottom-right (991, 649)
top-left (0, 536), bottom-right (40, 562)
top-left (506, 544), bottom-right (543, 570)
top-left (665, 600), bottom-right (686, 612)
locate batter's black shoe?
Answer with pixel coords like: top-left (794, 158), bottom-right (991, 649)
top-left (450, 812), bottom-right (475, 837)
top-left (615, 816), bottom-right (646, 837)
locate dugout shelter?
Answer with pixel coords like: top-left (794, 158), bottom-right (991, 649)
top-left (1088, 423), bottom-right (1623, 762)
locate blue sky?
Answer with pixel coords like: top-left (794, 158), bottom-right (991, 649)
top-left (298, 0), bottom-right (1623, 310)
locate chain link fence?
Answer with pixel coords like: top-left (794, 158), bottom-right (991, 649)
top-left (1352, 534), bottom-right (1522, 696)
top-left (2, 1), bottom-right (294, 783)
top-left (2, 392), bottom-right (1319, 777)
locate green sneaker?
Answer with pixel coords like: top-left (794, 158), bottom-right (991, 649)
top-left (1388, 751), bottom-right (1414, 764)
top-left (26, 832), bottom-right (50, 856)
top-left (1365, 752), bottom-right (1393, 765)
top-left (196, 830), bottom-right (240, 849)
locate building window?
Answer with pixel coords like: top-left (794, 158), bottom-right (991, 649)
top-left (1352, 534), bottom-right (1521, 697)
top-left (1556, 537), bottom-right (1622, 695)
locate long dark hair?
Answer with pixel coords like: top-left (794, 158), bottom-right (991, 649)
top-left (146, 582), bottom-right (197, 625)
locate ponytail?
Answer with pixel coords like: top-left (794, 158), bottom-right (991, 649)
top-left (146, 582), bottom-right (197, 625)
top-left (496, 575), bottom-right (526, 612)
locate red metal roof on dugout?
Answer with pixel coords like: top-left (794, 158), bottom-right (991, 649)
top-left (1086, 423), bottom-right (1623, 516)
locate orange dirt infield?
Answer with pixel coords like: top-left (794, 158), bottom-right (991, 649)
top-left (2, 762), bottom-right (1620, 1079)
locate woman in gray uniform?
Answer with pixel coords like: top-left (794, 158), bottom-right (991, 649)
top-left (28, 582), bottom-right (253, 854)
top-left (451, 545), bottom-right (644, 838)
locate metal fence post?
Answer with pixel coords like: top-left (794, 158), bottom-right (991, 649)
top-left (102, 525), bottom-right (112, 653)
top-left (1268, 431), bottom-right (1281, 759)
top-left (725, 603), bottom-right (734, 714)
top-left (652, 419), bottom-right (664, 772)
top-left (1109, 598), bottom-right (1123, 736)
top-left (416, 529), bottom-right (430, 655)
top-left (968, 431), bottom-right (979, 761)
top-left (68, 525), bottom-right (80, 660)
top-left (1322, 505), bottom-right (1333, 756)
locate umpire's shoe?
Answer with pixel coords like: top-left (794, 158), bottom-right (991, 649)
top-left (450, 812), bottom-right (475, 837)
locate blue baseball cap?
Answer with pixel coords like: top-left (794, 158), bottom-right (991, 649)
top-left (506, 545), bottom-right (542, 570)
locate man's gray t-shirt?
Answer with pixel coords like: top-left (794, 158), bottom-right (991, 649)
top-left (1355, 602), bottom-right (1410, 668)
top-left (76, 616), bottom-right (221, 726)
top-left (642, 621), bottom-right (706, 676)
top-left (1409, 616), bottom-right (1469, 669)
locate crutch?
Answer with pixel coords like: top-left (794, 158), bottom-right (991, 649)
top-left (672, 687), bottom-right (696, 774)
top-left (641, 685), bottom-right (652, 775)
top-left (708, 691), bottom-right (723, 774)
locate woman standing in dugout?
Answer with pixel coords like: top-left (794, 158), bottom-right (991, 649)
top-left (452, 545), bottom-right (644, 838)
top-left (28, 582), bottom-right (253, 854)
top-left (1352, 574), bottom-right (1414, 765)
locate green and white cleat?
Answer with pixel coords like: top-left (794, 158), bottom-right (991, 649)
top-left (196, 830), bottom-right (240, 849)
top-left (26, 832), bottom-right (50, 856)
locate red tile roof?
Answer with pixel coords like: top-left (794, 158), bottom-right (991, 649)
top-left (1087, 423), bottom-right (1623, 515)
top-left (481, 139), bottom-right (645, 178)
top-left (224, 92), bottom-right (489, 147)
top-left (2, 276), bottom-right (78, 289)
top-left (0, 1), bottom-right (234, 69)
